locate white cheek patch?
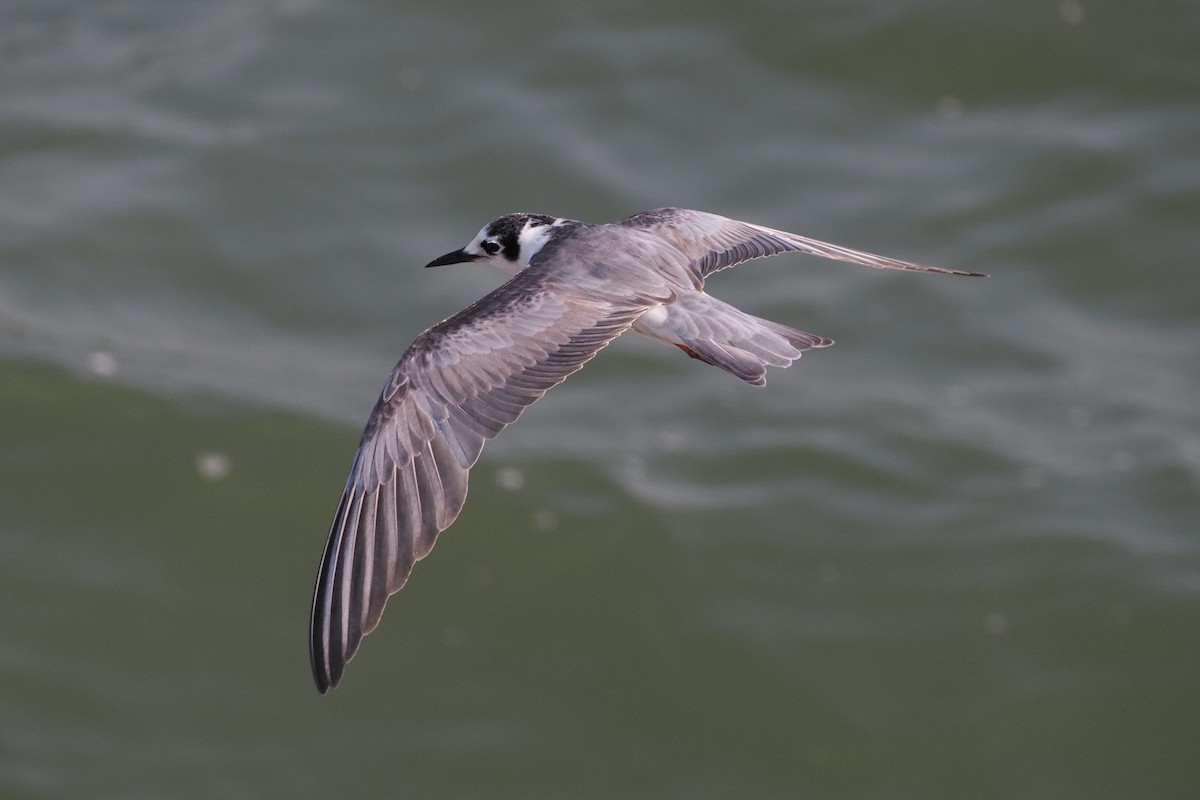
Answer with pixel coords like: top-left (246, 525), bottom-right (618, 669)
top-left (516, 223), bottom-right (557, 267)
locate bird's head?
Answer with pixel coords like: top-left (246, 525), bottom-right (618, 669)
top-left (425, 213), bottom-right (569, 276)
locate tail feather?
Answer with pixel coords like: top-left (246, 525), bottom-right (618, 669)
top-left (632, 292), bottom-right (833, 386)
top-left (678, 338), bottom-right (771, 386)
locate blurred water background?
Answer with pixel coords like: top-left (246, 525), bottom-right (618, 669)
top-left (2, 1), bottom-right (1198, 798)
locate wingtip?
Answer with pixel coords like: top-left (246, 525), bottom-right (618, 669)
top-left (310, 652), bottom-right (340, 694)
top-left (310, 621), bottom-right (346, 694)
top-left (309, 592), bottom-right (342, 694)
top-left (310, 650), bottom-right (334, 694)
top-left (919, 265), bottom-right (989, 278)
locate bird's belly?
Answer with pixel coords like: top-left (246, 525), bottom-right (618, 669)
top-left (631, 304), bottom-right (677, 346)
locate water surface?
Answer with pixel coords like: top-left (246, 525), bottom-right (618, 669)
top-left (2, 1), bottom-right (1198, 797)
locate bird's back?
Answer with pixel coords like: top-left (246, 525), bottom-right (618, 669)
top-left (526, 220), bottom-right (701, 304)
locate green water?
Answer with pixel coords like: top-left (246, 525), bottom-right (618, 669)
top-left (3, 2), bottom-right (1198, 798)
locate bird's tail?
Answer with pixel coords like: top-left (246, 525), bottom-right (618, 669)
top-left (632, 292), bottom-right (833, 386)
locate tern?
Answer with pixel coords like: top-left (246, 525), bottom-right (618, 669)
top-left (309, 207), bottom-right (984, 692)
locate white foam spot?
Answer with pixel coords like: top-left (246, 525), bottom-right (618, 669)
top-left (1059, 0), bottom-right (1084, 25)
top-left (496, 466), bottom-right (525, 491)
top-left (86, 351), bottom-right (117, 377)
top-left (196, 452), bottom-right (232, 481)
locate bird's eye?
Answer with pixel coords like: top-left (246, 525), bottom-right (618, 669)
top-left (482, 241), bottom-right (500, 255)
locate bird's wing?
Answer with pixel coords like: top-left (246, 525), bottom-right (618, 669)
top-left (618, 207), bottom-right (986, 279)
top-left (310, 271), bottom-right (645, 692)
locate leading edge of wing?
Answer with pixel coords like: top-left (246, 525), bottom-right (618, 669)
top-left (619, 207), bottom-right (987, 278)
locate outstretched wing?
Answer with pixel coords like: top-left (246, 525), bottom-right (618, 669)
top-left (310, 271), bottom-right (644, 692)
top-left (618, 207), bottom-right (986, 279)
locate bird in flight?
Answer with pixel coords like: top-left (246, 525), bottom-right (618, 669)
top-left (309, 207), bottom-right (984, 692)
